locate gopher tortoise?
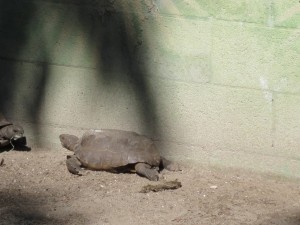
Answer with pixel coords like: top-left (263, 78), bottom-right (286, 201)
top-left (59, 129), bottom-right (180, 181)
top-left (0, 116), bottom-right (26, 148)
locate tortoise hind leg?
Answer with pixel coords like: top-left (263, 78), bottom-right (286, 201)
top-left (66, 155), bottom-right (83, 176)
top-left (135, 163), bottom-right (159, 181)
top-left (160, 157), bottom-right (181, 171)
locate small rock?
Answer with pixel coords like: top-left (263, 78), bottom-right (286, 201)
top-left (0, 158), bottom-right (4, 166)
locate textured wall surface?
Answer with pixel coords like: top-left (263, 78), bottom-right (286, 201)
top-left (1, 0), bottom-right (300, 177)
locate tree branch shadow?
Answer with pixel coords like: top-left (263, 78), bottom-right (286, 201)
top-left (0, 0), bottom-right (162, 144)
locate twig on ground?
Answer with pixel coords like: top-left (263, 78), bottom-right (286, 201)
top-left (140, 179), bottom-right (182, 193)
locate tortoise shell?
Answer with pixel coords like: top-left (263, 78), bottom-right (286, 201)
top-left (74, 129), bottom-right (161, 170)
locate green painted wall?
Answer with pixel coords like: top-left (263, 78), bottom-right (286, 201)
top-left (1, 0), bottom-right (300, 177)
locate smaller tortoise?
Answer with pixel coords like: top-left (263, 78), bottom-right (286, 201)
top-left (0, 116), bottom-right (26, 148)
top-left (59, 129), bottom-right (180, 181)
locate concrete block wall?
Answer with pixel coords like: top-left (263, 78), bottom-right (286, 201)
top-left (1, 0), bottom-right (300, 177)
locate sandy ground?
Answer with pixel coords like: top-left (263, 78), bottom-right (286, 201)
top-left (1, 147), bottom-right (300, 225)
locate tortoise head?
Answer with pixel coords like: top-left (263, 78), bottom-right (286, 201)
top-left (1, 124), bottom-right (24, 140)
top-left (59, 134), bottom-right (79, 152)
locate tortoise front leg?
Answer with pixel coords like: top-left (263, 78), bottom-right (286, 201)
top-left (66, 155), bottom-right (83, 175)
top-left (135, 163), bottom-right (159, 181)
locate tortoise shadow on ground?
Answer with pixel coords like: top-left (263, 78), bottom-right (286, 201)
top-left (0, 137), bottom-right (31, 153)
top-left (0, 190), bottom-right (88, 225)
top-left (0, 145), bottom-right (31, 153)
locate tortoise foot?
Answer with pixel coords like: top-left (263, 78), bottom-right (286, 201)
top-left (66, 155), bottom-right (83, 176)
top-left (135, 163), bottom-right (159, 181)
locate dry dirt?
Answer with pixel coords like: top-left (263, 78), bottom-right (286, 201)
top-left (1, 147), bottom-right (300, 225)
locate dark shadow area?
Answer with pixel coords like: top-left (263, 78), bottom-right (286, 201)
top-left (0, 190), bottom-right (88, 225)
top-left (0, 1), bottom-right (50, 145)
top-left (0, 0), bottom-right (161, 143)
top-left (78, 2), bottom-right (161, 138)
top-left (0, 138), bottom-right (31, 153)
top-left (0, 1), bottom-right (36, 114)
top-left (256, 213), bottom-right (300, 225)
top-left (98, 10), bottom-right (159, 137)
top-left (27, 61), bottom-right (50, 146)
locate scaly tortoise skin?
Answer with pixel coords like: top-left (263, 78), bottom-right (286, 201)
top-left (0, 115), bottom-right (25, 148)
top-left (59, 129), bottom-right (180, 181)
